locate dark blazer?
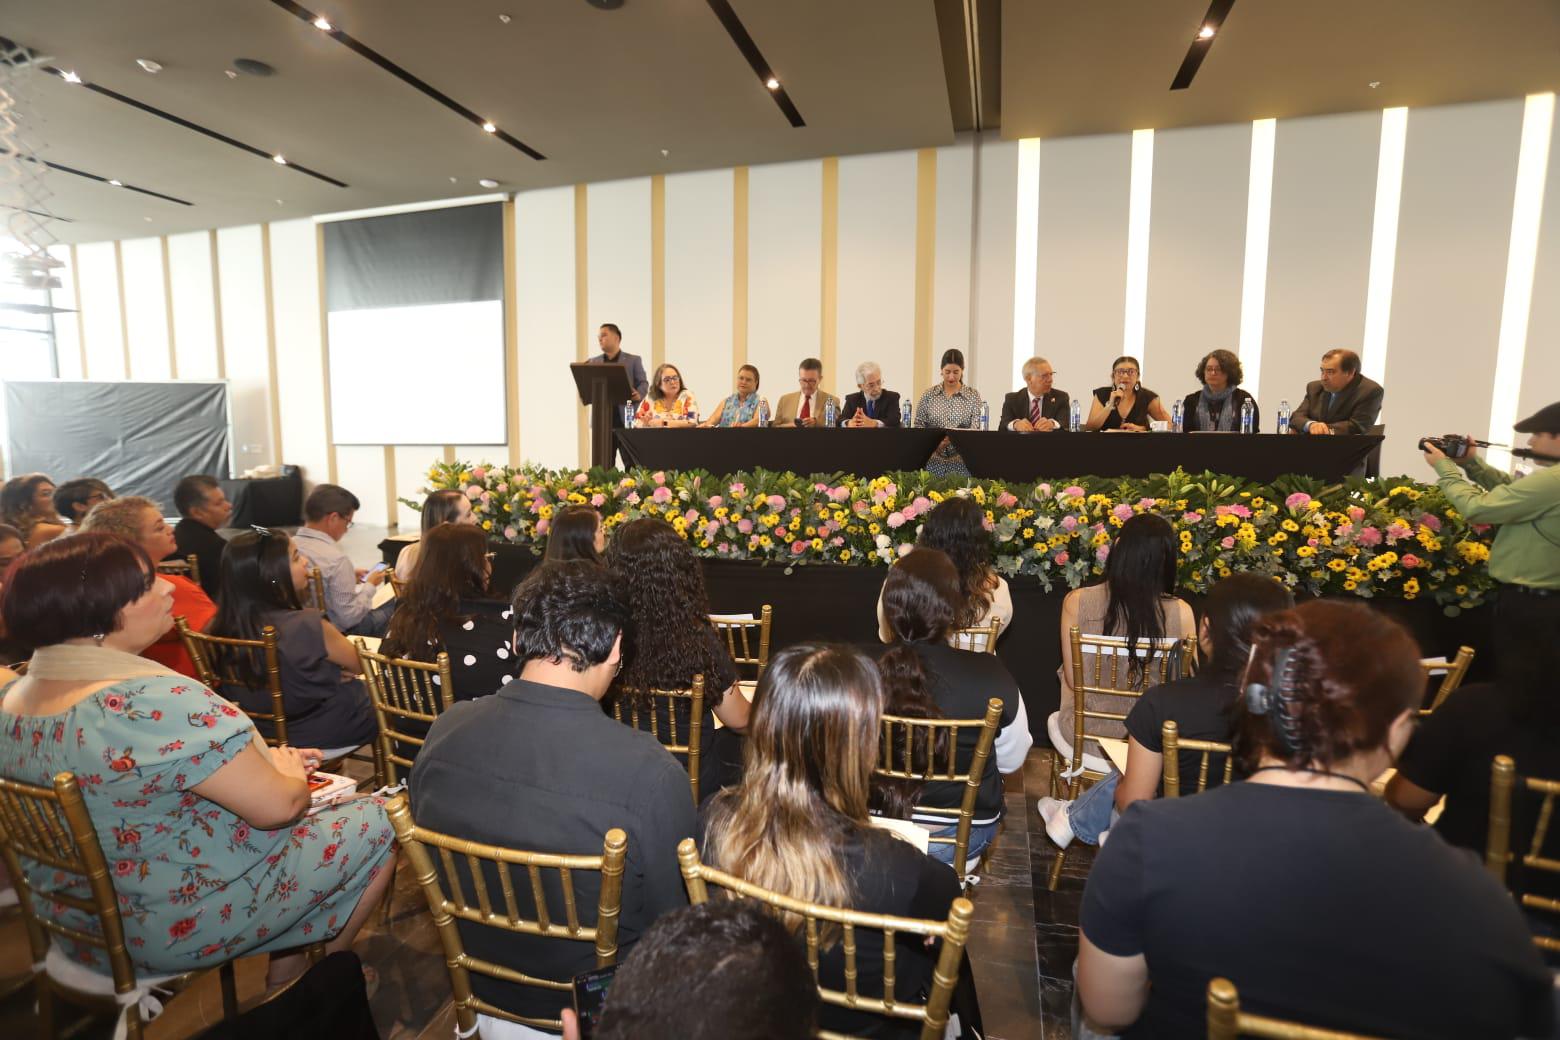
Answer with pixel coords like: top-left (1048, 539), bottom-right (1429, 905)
top-left (1180, 387), bottom-right (1260, 433)
top-left (589, 350), bottom-right (650, 427)
top-left (171, 518), bottom-right (227, 598)
top-left (1290, 374), bottom-right (1384, 435)
top-left (837, 389), bottom-right (902, 427)
top-left (998, 388), bottom-right (1071, 432)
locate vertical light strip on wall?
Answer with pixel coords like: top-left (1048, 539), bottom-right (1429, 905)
top-left (383, 446), bottom-right (398, 531)
top-left (260, 224), bottom-right (284, 463)
top-left (503, 198), bottom-right (521, 467)
top-left (574, 184), bottom-right (590, 467)
top-left (314, 224), bottom-right (339, 483)
top-left (208, 230), bottom-right (227, 380)
top-left (820, 157), bottom-right (839, 390)
top-left (650, 176), bottom-right (666, 372)
top-left (1010, 137), bottom-right (1040, 386)
top-left (1361, 107), bottom-right (1408, 381)
top-left (913, 148), bottom-right (938, 393)
top-left (113, 241), bottom-right (132, 377)
top-left (70, 244), bottom-right (88, 377)
top-left (1123, 129), bottom-right (1155, 363)
top-left (1488, 91), bottom-right (1556, 469)
top-left (1238, 118), bottom-right (1276, 396)
top-left (160, 237), bottom-right (179, 378)
top-left (732, 167), bottom-right (749, 378)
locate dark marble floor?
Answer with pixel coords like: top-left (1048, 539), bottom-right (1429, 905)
top-left (0, 746), bottom-right (1086, 1040)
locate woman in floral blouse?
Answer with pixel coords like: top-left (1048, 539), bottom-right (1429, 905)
top-left (0, 533), bottom-right (395, 989)
top-left (914, 348), bottom-right (985, 478)
top-left (701, 364), bottom-right (766, 428)
top-left (635, 364), bottom-right (699, 427)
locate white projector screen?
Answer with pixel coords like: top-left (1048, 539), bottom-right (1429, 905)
top-left (327, 301), bottom-right (506, 444)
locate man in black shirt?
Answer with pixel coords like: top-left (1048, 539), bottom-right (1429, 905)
top-left (410, 561), bottom-right (695, 1026)
top-left (171, 474), bottom-right (232, 598)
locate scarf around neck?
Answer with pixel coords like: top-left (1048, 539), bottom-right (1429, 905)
top-left (1197, 386), bottom-right (1237, 432)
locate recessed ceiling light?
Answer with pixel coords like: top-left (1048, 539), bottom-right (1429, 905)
top-left (313, 16), bottom-right (333, 30)
top-left (660, 149), bottom-right (669, 158)
top-left (765, 77), bottom-right (780, 90)
top-left (224, 69), bottom-right (238, 79)
top-left (1197, 25), bottom-right (1215, 39)
top-left (144, 217), bottom-right (153, 222)
top-left (273, 154), bottom-right (288, 165)
top-left (275, 199), bottom-right (285, 205)
top-left (481, 121), bottom-right (497, 133)
top-left (136, 58), bottom-right (163, 74)
top-left (479, 178), bottom-right (499, 188)
top-left (498, 13), bottom-right (512, 23)
top-left (108, 179), bottom-right (123, 187)
top-left (449, 176), bottom-right (458, 183)
top-left (1369, 81), bottom-right (1381, 89)
top-left (61, 70), bottom-right (82, 84)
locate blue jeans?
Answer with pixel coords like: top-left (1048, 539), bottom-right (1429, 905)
top-left (343, 599), bottom-right (397, 638)
top-left (1067, 769), bottom-right (1120, 846)
top-left (926, 820), bottom-right (999, 868)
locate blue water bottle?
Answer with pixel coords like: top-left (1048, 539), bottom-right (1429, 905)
top-left (1171, 399), bottom-right (1184, 433)
top-left (1240, 398), bottom-right (1255, 434)
top-left (1276, 400), bottom-right (1291, 435)
top-left (1069, 399), bottom-right (1081, 432)
top-left (902, 399), bottom-right (913, 427)
top-left (824, 397), bottom-right (837, 428)
top-left (624, 403), bottom-right (635, 428)
top-left (758, 397), bottom-right (771, 427)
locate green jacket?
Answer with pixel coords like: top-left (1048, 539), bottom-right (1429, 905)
top-left (1433, 456), bottom-right (1560, 588)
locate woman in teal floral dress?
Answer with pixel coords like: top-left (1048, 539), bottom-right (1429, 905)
top-left (0, 533), bottom-right (395, 988)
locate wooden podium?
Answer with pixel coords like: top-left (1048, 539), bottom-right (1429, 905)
top-left (570, 361), bottom-right (634, 469)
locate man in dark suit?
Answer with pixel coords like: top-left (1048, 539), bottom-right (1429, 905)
top-left (838, 361), bottom-right (901, 428)
top-left (1290, 348), bottom-right (1384, 435)
top-left (588, 323), bottom-right (649, 466)
top-left (999, 356), bottom-right (1071, 432)
top-left (171, 474), bottom-right (231, 598)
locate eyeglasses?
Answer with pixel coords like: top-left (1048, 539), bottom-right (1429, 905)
top-left (660, 376), bottom-right (681, 383)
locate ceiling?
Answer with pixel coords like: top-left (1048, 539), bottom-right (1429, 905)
top-left (3, 0), bottom-right (1558, 245)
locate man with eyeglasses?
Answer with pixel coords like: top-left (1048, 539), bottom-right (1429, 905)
top-left (1000, 357), bottom-right (1071, 432)
top-left (838, 361), bottom-right (902, 428)
top-left (774, 358), bottom-right (841, 428)
top-left (1289, 349), bottom-right (1383, 436)
top-left (292, 483), bottom-right (395, 637)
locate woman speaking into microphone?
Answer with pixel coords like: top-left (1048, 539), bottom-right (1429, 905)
top-left (1085, 356), bottom-right (1170, 432)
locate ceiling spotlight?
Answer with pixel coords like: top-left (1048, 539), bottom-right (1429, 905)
top-left (273, 154), bottom-right (288, 165)
top-left (765, 77), bottom-right (780, 90)
top-left (109, 179), bottom-right (123, 187)
top-left (224, 69), bottom-right (238, 79)
top-left (479, 178), bottom-right (499, 188)
top-left (144, 217), bottom-right (154, 222)
top-left (481, 121), bottom-right (497, 133)
top-left (1196, 25), bottom-right (1215, 40)
top-left (498, 13), bottom-right (512, 23)
top-left (313, 16), bottom-right (333, 30)
top-left (660, 149), bottom-right (669, 158)
top-left (136, 58), bottom-right (163, 74)
top-left (60, 69), bottom-right (82, 84)
top-left (449, 176), bottom-right (458, 183)
top-left (1369, 81), bottom-right (1381, 89)
top-left (275, 199), bottom-right (285, 205)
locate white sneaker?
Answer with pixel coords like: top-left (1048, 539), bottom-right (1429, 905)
top-left (1037, 797), bottom-right (1076, 850)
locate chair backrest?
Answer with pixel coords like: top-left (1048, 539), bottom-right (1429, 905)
top-left (386, 571), bottom-right (406, 600)
top-left (384, 795), bottom-right (627, 1035)
top-left (1363, 423), bottom-right (1386, 479)
top-left (1160, 719), bottom-right (1233, 798)
top-left (1419, 646), bottom-right (1475, 716)
top-left (875, 698), bottom-right (1002, 879)
top-left (710, 606), bottom-right (773, 678)
top-left (355, 640), bottom-right (454, 787)
top-left (1207, 976), bottom-right (1384, 1039)
top-left (676, 838), bottom-right (973, 1040)
top-left (610, 675), bottom-right (705, 804)
top-left (1486, 754), bottom-right (1560, 952)
top-left (306, 567), bottom-right (326, 612)
top-left (0, 772), bottom-right (146, 1037)
top-left (155, 554), bottom-right (202, 587)
top-left (952, 615), bottom-right (1002, 654)
top-left (175, 617), bottom-right (288, 746)
top-left (1068, 627), bottom-right (1193, 778)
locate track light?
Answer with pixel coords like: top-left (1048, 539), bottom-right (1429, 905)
top-left (1197, 25), bottom-right (1215, 39)
top-left (765, 77), bottom-right (779, 90)
top-left (108, 179), bottom-right (123, 187)
top-left (273, 154), bottom-right (288, 165)
top-left (481, 121), bottom-right (496, 133)
top-left (61, 70), bottom-right (82, 84)
top-left (313, 16), bottom-right (333, 30)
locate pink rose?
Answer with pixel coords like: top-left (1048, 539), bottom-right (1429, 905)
top-left (466, 485), bottom-right (483, 500)
top-left (829, 487), bottom-right (851, 503)
top-left (627, 492), bottom-right (641, 505)
top-left (1347, 506), bottom-right (1366, 523)
top-left (718, 542), bottom-right (730, 553)
top-left (996, 491), bottom-right (1018, 509)
top-left (766, 495), bottom-right (786, 511)
top-left (590, 493), bottom-right (606, 507)
top-left (1386, 522), bottom-right (1412, 541)
top-left (791, 540), bottom-right (808, 555)
top-left (1421, 514), bottom-right (1441, 531)
top-left (574, 472), bottom-right (589, 486)
top-left (471, 467), bottom-right (487, 481)
top-left (651, 487), bottom-right (673, 504)
top-left (913, 496), bottom-right (932, 514)
top-left (1037, 482), bottom-right (1053, 497)
top-left (737, 519), bottom-right (753, 534)
top-left (886, 511), bottom-right (906, 529)
top-left (708, 495), bottom-right (724, 508)
top-left (503, 526), bottom-right (517, 539)
top-left (1060, 515), bottom-right (1078, 532)
top-left (1358, 526), bottom-right (1383, 546)
top-left (535, 519), bottom-right (550, 535)
top-left (1053, 551), bottom-right (1069, 565)
top-left (651, 471), bottom-right (666, 486)
top-left (496, 482), bottom-right (509, 493)
top-left (1400, 554), bottom-right (1421, 569)
top-left (480, 492), bottom-right (492, 505)
top-left (1285, 492), bottom-right (1313, 510)
top-left (1112, 504), bottom-right (1134, 521)
top-left (1221, 536), bottom-right (1235, 549)
top-left (705, 521), bottom-right (721, 538)
top-left (899, 502), bottom-right (918, 520)
top-left (684, 509), bottom-right (699, 525)
top-left (830, 536), bottom-right (844, 546)
top-left (853, 500), bottom-right (870, 514)
top-left (1182, 512), bottom-right (1203, 523)
top-left (1063, 485), bottom-right (1085, 498)
top-left (813, 483), bottom-right (828, 493)
top-left (730, 482), bottom-right (746, 496)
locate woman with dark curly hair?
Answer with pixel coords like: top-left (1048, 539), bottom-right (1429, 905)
top-left (1181, 348), bottom-right (1260, 432)
top-left (544, 504), bottom-right (605, 564)
top-left (0, 473), bottom-right (65, 548)
top-left (394, 489), bottom-right (477, 581)
top-left (607, 518), bottom-right (749, 798)
top-left (877, 495), bottom-right (1011, 650)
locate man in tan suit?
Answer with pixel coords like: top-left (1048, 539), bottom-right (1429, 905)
top-left (773, 358), bottom-right (842, 428)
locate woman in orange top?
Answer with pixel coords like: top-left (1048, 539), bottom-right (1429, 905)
top-left (80, 496), bottom-right (216, 677)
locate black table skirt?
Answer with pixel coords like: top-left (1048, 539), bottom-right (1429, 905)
top-left (380, 540), bottom-right (1493, 749)
top-left (617, 428), bottom-right (946, 478)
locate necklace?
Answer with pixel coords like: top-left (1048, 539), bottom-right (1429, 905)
top-left (1248, 765), bottom-right (1371, 793)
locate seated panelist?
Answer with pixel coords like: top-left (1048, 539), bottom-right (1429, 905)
top-left (839, 361), bottom-right (901, 428)
top-left (700, 364), bottom-right (765, 428)
top-left (999, 356), bottom-right (1070, 432)
top-left (1085, 356), bottom-right (1170, 432)
top-left (635, 363), bottom-right (698, 427)
top-left (1290, 348), bottom-right (1383, 435)
top-left (773, 358), bottom-right (841, 428)
top-left (1181, 349), bottom-right (1260, 432)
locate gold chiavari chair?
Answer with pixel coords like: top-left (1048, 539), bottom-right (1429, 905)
top-left (1047, 627), bottom-right (1193, 889)
top-left (610, 675), bottom-right (705, 805)
top-left (354, 640), bottom-right (454, 789)
top-left (386, 571), bottom-right (406, 600)
top-left (711, 605), bottom-right (773, 679)
top-left (1207, 977), bottom-right (1384, 1040)
top-left (0, 772), bottom-right (244, 1038)
top-left (154, 553), bottom-right (201, 587)
top-left (1486, 754), bottom-right (1560, 952)
top-left (952, 616), bottom-right (1003, 655)
top-left (176, 617), bottom-right (289, 746)
top-left (306, 566), bottom-right (326, 613)
top-left (385, 795), bottom-right (627, 1036)
top-left (1160, 719), bottom-right (1234, 798)
top-left (1419, 646), bottom-right (1475, 716)
top-left (875, 698), bottom-right (1002, 883)
top-left (676, 839), bottom-right (973, 1040)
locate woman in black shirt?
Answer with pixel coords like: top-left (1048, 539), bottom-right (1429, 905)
top-left (1181, 348), bottom-right (1260, 432)
top-left (1084, 355), bottom-right (1170, 432)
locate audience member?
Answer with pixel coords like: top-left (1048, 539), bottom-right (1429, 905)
top-left (999, 356), bottom-right (1070, 432)
top-left (571, 900), bottom-right (819, 1040)
top-left (293, 483), bottom-right (395, 637)
top-left (635, 363), bottom-right (698, 427)
top-left (699, 642), bottom-right (968, 1039)
top-left (1038, 573), bottom-right (1293, 850)
top-left (52, 477), bottom-right (115, 525)
top-left (1053, 514), bottom-right (1195, 773)
top-left (774, 358), bottom-right (841, 428)
top-left (0, 533), bottom-right (394, 990)
top-left (409, 561), bottom-right (694, 1028)
top-left (206, 529), bottom-right (377, 755)
top-left (700, 364), bottom-right (765, 428)
top-left (914, 349), bottom-right (985, 477)
top-left (1075, 601), bottom-right (1553, 1037)
top-left (879, 496), bottom-right (1011, 650)
top-left (393, 489), bottom-right (476, 582)
top-left (606, 519), bottom-right (749, 798)
top-left (1289, 348), bottom-right (1383, 435)
top-left (876, 549), bottom-right (1031, 866)
top-left (1084, 356), bottom-right (1170, 432)
top-left (0, 523), bottom-right (22, 578)
top-left (382, 524), bottom-right (514, 702)
top-left (0, 473), bottom-right (65, 548)
top-left (80, 495), bottom-right (215, 679)
top-left (839, 361), bottom-right (901, 428)
top-left (172, 474), bottom-right (233, 598)
top-left (543, 504), bottom-right (606, 564)
top-left (1181, 349), bottom-right (1260, 432)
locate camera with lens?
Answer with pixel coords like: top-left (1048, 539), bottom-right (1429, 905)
top-left (1417, 434), bottom-right (1475, 458)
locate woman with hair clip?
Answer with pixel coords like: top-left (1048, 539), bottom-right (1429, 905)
top-left (877, 496), bottom-right (1012, 650)
top-left (1037, 573), bottom-right (1293, 851)
top-left (206, 529), bottom-right (376, 754)
top-left (698, 642), bottom-right (978, 1039)
top-left (394, 489), bottom-right (477, 582)
top-left (543, 504), bottom-right (606, 564)
top-left (1075, 601), bottom-right (1554, 1039)
top-left (607, 518), bottom-right (749, 798)
top-left (382, 524), bottom-right (515, 702)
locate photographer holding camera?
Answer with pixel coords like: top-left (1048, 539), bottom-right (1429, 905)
top-left (1423, 401), bottom-right (1560, 640)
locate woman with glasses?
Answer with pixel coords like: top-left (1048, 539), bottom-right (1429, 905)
top-left (1084, 355), bottom-right (1170, 432)
top-left (635, 363), bottom-right (699, 427)
top-left (382, 524), bottom-right (515, 703)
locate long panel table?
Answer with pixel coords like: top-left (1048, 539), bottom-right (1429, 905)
top-left (616, 428), bottom-right (1382, 482)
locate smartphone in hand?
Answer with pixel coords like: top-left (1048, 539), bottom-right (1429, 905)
top-left (571, 965), bottom-right (617, 1039)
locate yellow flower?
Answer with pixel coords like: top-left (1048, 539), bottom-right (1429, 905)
top-left (868, 523), bottom-right (882, 536)
top-left (1295, 545), bottom-right (1315, 558)
top-left (839, 550), bottom-right (852, 562)
top-left (1402, 578), bottom-right (1420, 595)
top-left (1343, 579), bottom-right (1358, 590)
top-left (871, 504), bottom-right (887, 518)
top-left (929, 491), bottom-right (945, 503)
top-left (1267, 532), bottom-right (1288, 545)
top-left (538, 504), bottom-right (554, 520)
top-left (1022, 528), bottom-right (1035, 540)
top-left (1455, 584), bottom-right (1469, 595)
top-left (1281, 519), bottom-right (1300, 532)
top-left (715, 507), bottom-right (729, 519)
top-left (1327, 558), bottom-right (1347, 572)
top-left (811, 538), bottom-right (824, 551)
top-left (805, 526), bottom-right (817, 537)
top-left (758, 535), bottom-right (772, 548)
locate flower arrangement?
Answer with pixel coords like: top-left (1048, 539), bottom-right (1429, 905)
top-left (410, 462), bottom-right (1495, 613)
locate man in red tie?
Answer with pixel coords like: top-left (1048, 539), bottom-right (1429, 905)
top-left (999, 357), bottom-right (1071, 432)
top-left (774, 358), bottom-right (841, 428)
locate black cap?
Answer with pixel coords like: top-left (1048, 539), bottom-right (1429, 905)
top-left (1514, 402), bottom-right (1560, 434)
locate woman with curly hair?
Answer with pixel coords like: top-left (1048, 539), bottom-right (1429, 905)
top-left (0, 473), bottom-right (65, 548)
top-left (877, 495), bottom-right (1011, 651)
top-left (543, 504), bottom-right (605, 564)
top-left (606, 518), bottom-right (749, 798)
top-left (394, 488), bottom-right (477, 581)
top-left (1181, 348), bottom-right (1260, 432)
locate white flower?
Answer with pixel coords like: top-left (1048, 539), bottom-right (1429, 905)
top-left (875, 534), bottom-right (891, 549)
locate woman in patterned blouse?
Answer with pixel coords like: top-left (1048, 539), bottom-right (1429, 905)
top-left (636, 364), bottom-right (699, 427)
top-left (701, 364), bottom-right (767, 428)
top-left (914, 349), bottom-right (985, 477)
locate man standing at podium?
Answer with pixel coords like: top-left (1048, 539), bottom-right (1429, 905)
top-left (588, 323), bottom-right (648, 467)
